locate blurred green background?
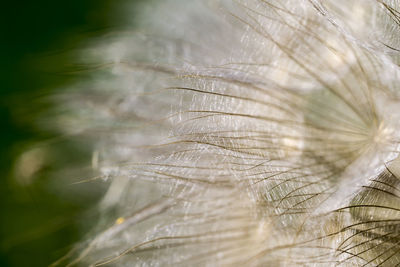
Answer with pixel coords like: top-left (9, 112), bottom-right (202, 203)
top-left (0, 1), bottom-right (139, 266)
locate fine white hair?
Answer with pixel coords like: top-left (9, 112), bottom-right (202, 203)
top-left (38, 0), bottom-right (400, 266)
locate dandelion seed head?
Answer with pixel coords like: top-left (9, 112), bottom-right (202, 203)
top-left (38, 0), bottom-right (400, 266)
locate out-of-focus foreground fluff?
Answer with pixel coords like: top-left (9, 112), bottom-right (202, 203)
top-left (39, 0), bottom-right (400, 266)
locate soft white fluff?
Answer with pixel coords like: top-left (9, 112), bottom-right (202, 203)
top-left (51, 0), bottom-right (400, 266)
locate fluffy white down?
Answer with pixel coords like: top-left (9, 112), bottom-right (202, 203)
top-left (51, 0), bottom-right (400, 266)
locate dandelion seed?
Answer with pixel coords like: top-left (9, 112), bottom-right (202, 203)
top-left (41, 0), bottom-right (400, 266)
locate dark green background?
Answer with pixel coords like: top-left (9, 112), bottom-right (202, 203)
top-left (0, 1), bottom-right (140, 266)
